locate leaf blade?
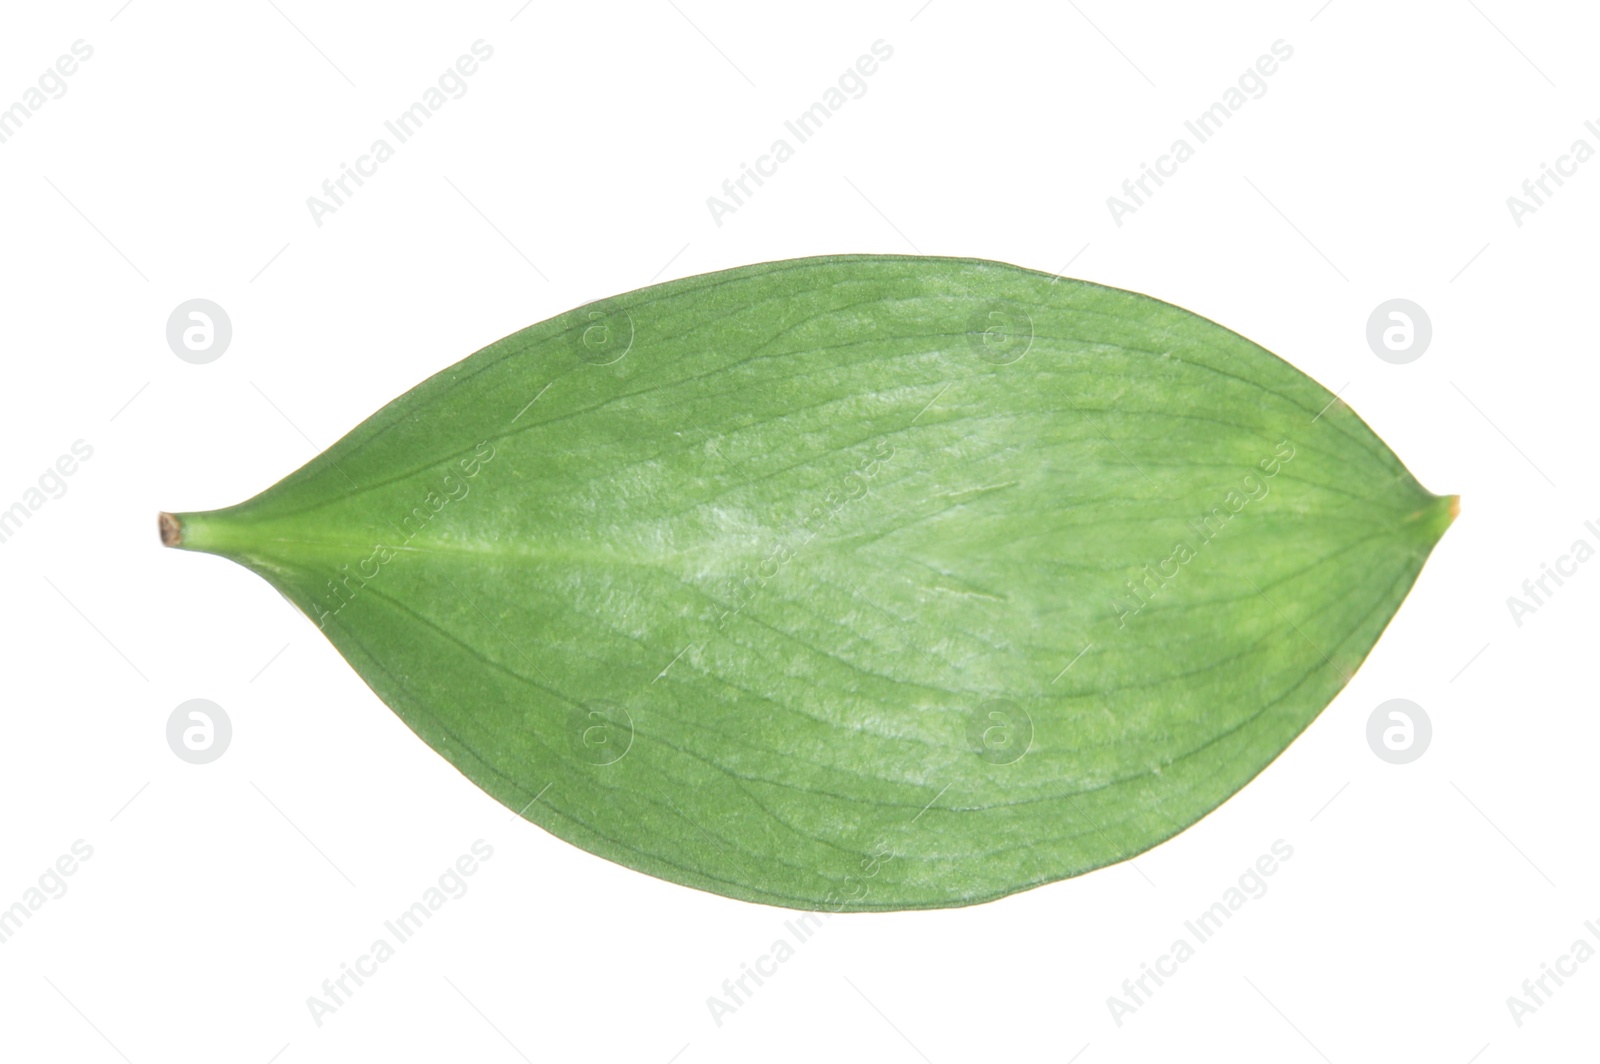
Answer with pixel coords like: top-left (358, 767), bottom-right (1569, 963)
top-left (168, 255), bottom-right (1454, 909)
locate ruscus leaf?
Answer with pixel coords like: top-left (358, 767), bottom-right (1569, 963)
top-left (164, 255), bottom-right (1455, 911)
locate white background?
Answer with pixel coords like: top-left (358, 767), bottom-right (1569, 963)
top-left (1, 1), bottom-right (1595, 1061)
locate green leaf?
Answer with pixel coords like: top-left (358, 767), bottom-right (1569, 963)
top-left (164, 255), bottom-right (1454, 910)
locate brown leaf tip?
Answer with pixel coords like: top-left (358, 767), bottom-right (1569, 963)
top-left (159, 511), bottom-right (182, 547)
